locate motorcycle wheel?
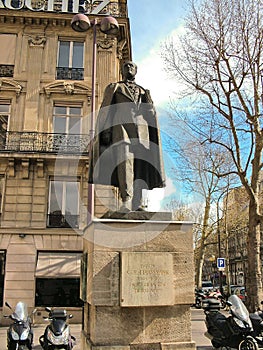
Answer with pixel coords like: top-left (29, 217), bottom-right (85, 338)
top-left (239, 336), bottom-right (259, 350)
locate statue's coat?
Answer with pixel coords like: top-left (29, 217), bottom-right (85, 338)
top-left (88, 81), bottom-right (165, 191)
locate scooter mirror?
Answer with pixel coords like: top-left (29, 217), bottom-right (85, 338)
top-left (5, 301), bottom-right (12, 309)
top-left (69, 314), bottom-right (73, 319)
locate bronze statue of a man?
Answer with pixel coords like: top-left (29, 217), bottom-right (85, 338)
top-left (88, 61), bottom-right (165, 212)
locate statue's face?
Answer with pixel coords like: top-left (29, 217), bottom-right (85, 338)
top-left (122, 61), bottom-right (137, 80)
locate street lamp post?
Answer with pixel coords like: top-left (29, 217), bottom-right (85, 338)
top-left (71, 14), bottom-right (119, 223)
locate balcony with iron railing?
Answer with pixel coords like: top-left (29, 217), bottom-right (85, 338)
top-left (0, 65), bottom-right (14, 78)
top-left (0, 131), bottom-right (89, 154)
top-left (56, 67), bottom-right (84, 80)
top-left (47, 212), bottom-right (79, 228)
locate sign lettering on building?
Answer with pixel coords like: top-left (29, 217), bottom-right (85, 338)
top-left (0, 0), bottom-right (112, 14)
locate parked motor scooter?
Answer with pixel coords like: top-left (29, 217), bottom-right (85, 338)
top-left (194, 288), bottom-right (226, 309)
top-left (194, 288), bottom-right (207, 309)
top-left (39, 307), bottom-right (76, 350)
top-left (208, 289), bottom-right (226, 309)
top-left (249, 300), bottom-right (263, 338)
top-left (5, 301), bottom-right (35, 350)
top-left (203, 294), bottom-right (263, 349)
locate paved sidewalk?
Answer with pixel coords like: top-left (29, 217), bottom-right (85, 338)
top-left (191, 308), bottom-right (213, 350)
top-left (0, 309), bottom-right (211, 350)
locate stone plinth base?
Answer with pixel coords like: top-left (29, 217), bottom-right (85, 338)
top-left (81, 341), bottom-right (196, 350)
top-left (81, 218), bottom-right (196, 350)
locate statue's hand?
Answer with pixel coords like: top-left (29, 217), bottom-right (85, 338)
top-left (144, 89), bottom-right (153, 104)
top-left (100, 131), bottom-right (111, 145)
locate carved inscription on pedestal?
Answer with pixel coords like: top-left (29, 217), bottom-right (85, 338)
top-left (120, 252), bottom-right (174, 306)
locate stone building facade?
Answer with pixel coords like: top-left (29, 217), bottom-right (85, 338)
top-left (0, 0), bottom-right (131, 323)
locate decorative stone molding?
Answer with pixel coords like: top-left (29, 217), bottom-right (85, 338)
top-left (117, 39), bottom-right (127, 60)
top-left (43, 81), bottom-right (91, 103)
top-left (97, 37), bottom-right (115, 51)
top-left (0, 79), bottom-right (22, 97)
top-left (8, 158), bottom-right (15, 177)
top-left (37, 159), bottom-right (44, 178)
top-left (21, 158), bottom-right (29, 179)
top-left (63, 82), bottom-right (74, 95)
top-left (85, 160), bottom-right (90, 180)
top-left (28, 35), bottom-right (46, 48)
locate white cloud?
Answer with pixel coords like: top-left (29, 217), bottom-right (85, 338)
top-left (143, 177), bottom-right (177, 212)
top-left (135, 48), bottom-right (174, 106)
top-left (134, 25), bottom-right (186, 106)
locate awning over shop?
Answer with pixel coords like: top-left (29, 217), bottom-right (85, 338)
top-left (35, 252), bottom-right (81, 278)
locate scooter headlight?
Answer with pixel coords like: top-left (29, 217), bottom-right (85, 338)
top-left (20, 327), bottom-right (30, 340)
top-left (10, 329), bottom-right (19, 340)
top-left (234, 317), bottom-right (246, 328)
top-left (47, 327), bottom-right (69, 345)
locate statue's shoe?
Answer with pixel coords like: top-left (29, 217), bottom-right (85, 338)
top-left (135, 206), bottom-right (146, 212)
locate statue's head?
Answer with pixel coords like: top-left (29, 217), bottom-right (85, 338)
top-left (122, 61), bottom-right (137, 80)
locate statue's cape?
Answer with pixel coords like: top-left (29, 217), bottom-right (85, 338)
top-left (88, 81), bottom-right (166, 191)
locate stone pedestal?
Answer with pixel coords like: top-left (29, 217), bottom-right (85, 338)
top-left (81, 217), bottom-right (196, 350)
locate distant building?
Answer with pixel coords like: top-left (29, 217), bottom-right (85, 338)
top-left (223, 186), bottom-right (249, 286)
top-left (199, 186), bottom-right (250, 287)
top-left (0, 0), bottom-right (131, 323)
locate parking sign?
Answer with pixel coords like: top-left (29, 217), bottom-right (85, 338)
top-left (217, 258), bottom-right (225, 268)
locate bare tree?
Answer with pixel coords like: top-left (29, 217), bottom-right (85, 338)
top-left (165, 119), bottom-right (236, 287)
top-left (162, 0), bottom-right (263, 310)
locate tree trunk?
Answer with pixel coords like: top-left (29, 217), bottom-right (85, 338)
top-left (247, 201), bottom-right (263, 311)
top-left (196, 197), bottom-right (211, 288)
top-left (196, 242), bottom-right (205, 288)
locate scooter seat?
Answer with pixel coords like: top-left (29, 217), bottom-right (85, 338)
top-left (203, 298), bottom-right (221, 311)
top-left (50, 309), bottom-right (67, 318)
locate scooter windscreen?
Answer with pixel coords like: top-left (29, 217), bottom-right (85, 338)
top-left (13, 301), bottom-right (29, 322)
top-left (51, 318), bottom-right (67, 335)
top-left (228, 294), bottom-right (252, 328)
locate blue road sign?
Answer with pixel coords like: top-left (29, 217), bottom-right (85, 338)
top-left (217, 258), bottom-right (225, 268)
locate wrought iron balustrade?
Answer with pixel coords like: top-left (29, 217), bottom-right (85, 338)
top-left (47, 213), bottom-right (79, 228)
top-left (56, 67), bottom-right (84, 80)
top-left (0, 65), bottom-right (14, 77)
top-left (0, 131), bottom-right (89, 154)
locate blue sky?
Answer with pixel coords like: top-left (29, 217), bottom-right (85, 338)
top-left (127, 1), bottom-right (187, 61)
top-left (127, 0), bottom-right (187, 105)
top-left (126, 0), bottom-right (189, 210)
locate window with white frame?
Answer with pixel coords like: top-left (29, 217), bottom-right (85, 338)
top-left (52, 104), bottom-right (83, 152)
top-left (0, 102), bottom-right (10, 150)
top-left (47, 179), bottom-right (80, 228)
top-left (56, 40), bottom-right (84, 80)
top-left (53, 105), bottom-right (82, 134)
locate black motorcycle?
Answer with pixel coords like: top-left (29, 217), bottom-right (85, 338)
top-left (5, 301), bottom-right (35, 350)
top-left (39, 307), bottom-right (76, 350)
top-left (203, 294), bottom-right (263, 349)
